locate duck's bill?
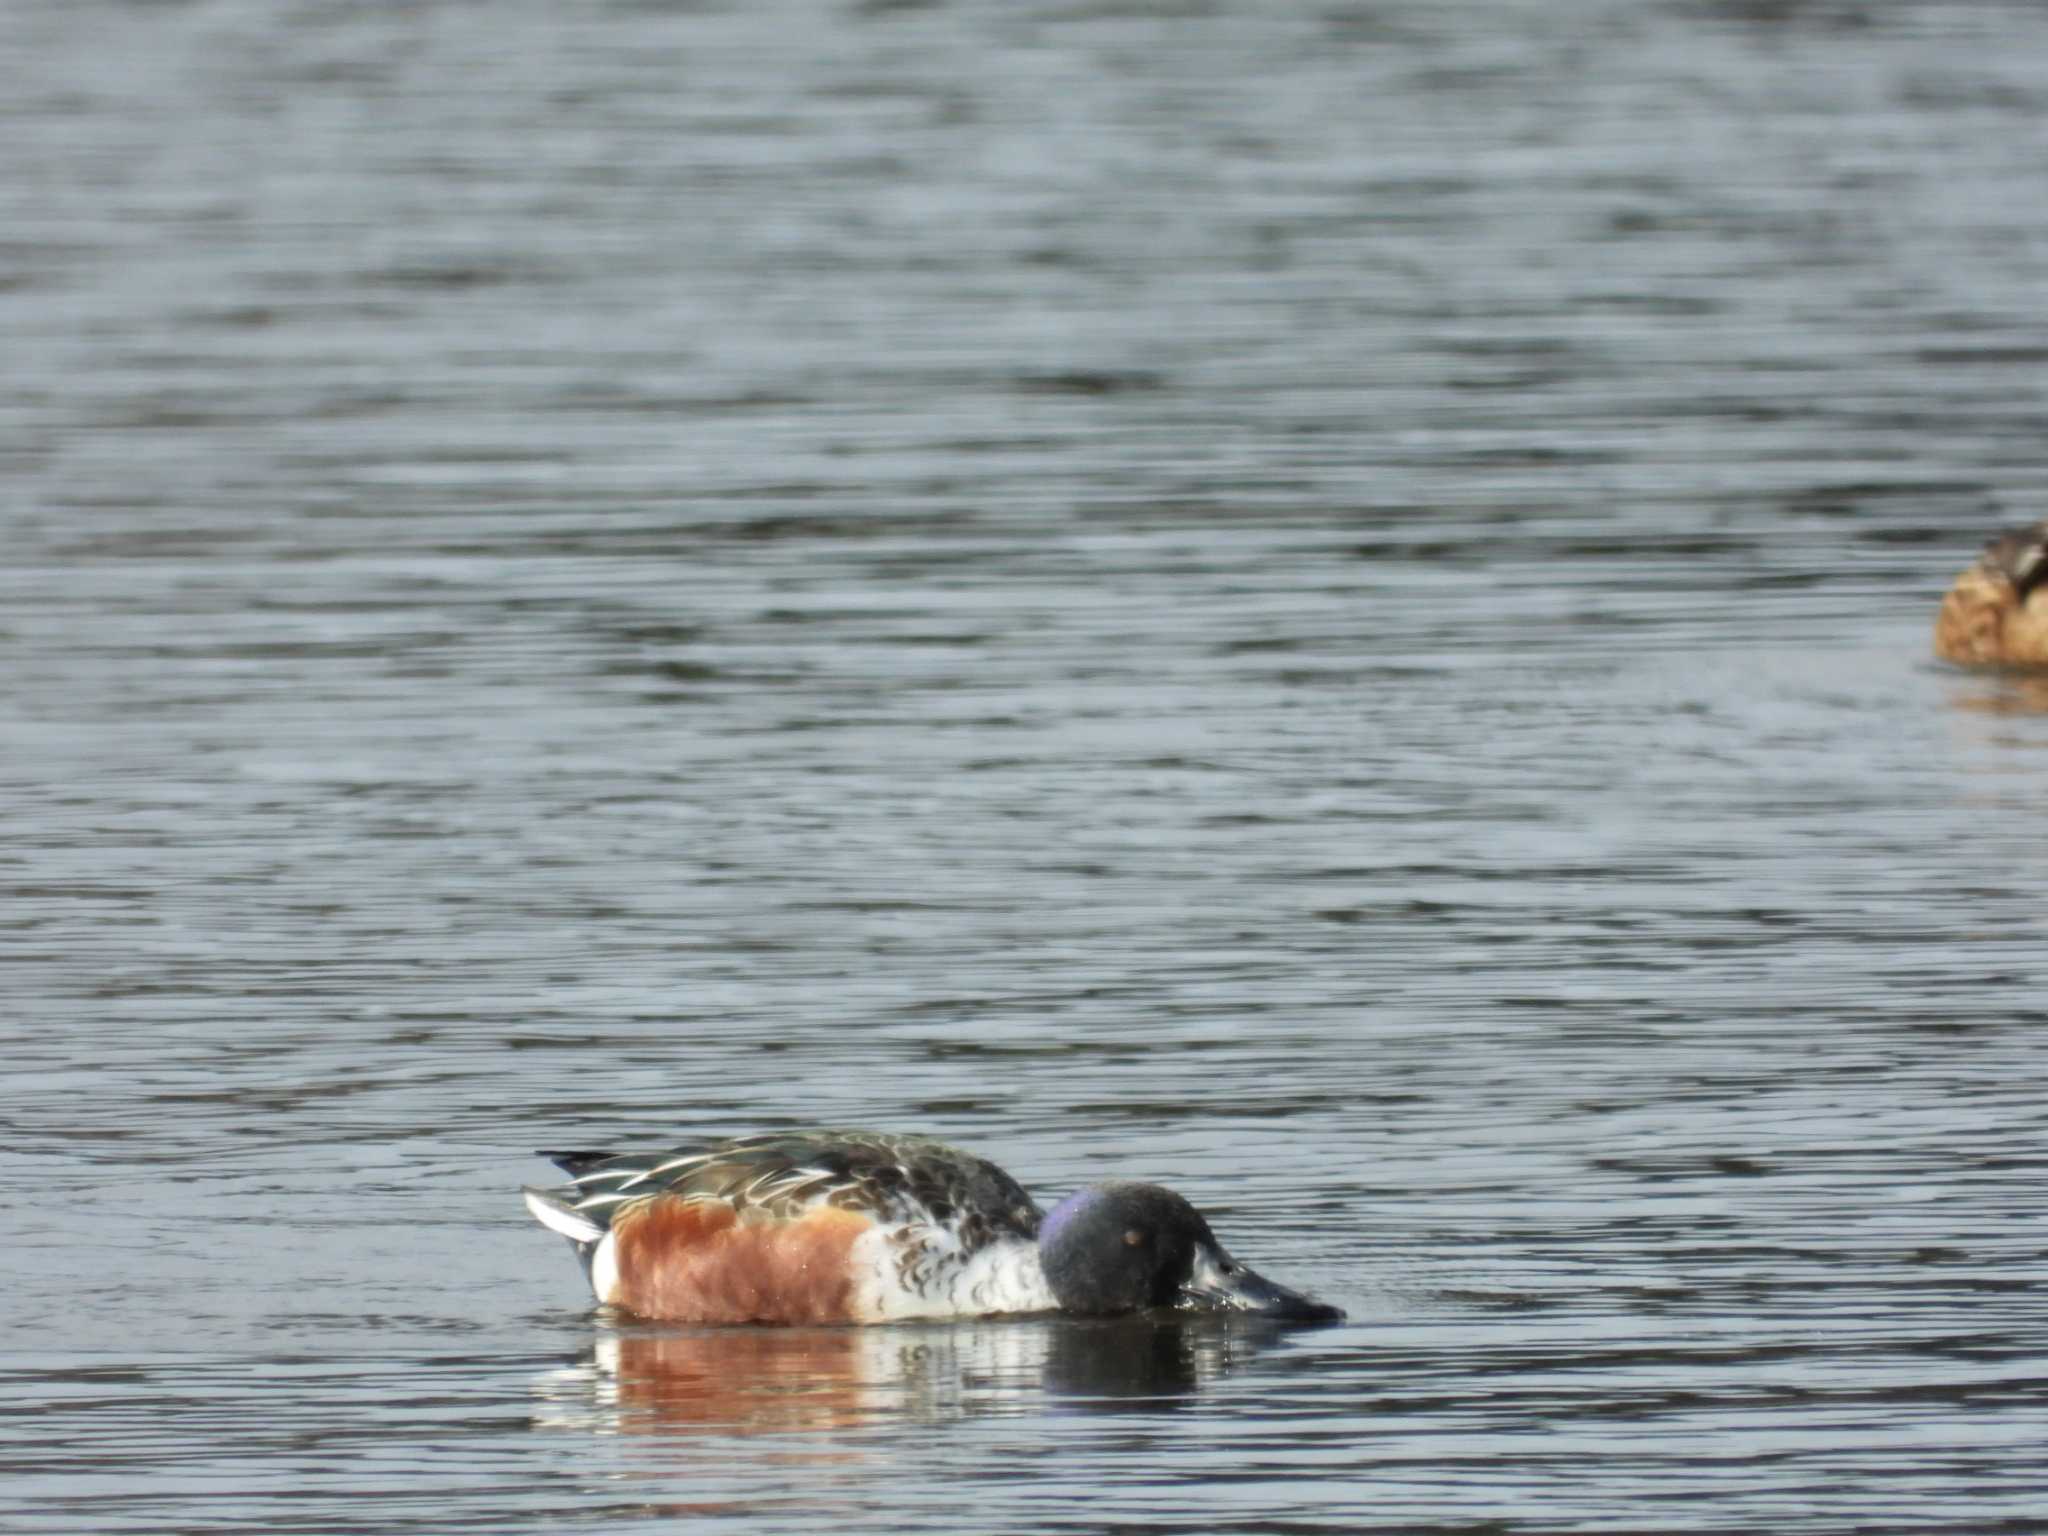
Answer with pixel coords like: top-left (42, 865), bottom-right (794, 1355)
top-left (1177, 1246), bottom-right (1344, 1324)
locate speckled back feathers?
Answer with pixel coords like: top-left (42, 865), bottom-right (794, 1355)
top-left (541, 1129), bottom-right (1044, 1249)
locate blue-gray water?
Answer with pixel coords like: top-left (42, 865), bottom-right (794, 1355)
top-left (6, 0), bottom-right (2048, 1530)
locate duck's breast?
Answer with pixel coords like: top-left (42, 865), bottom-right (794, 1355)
top-left (848, 1226), bottom-right (1055, 1320)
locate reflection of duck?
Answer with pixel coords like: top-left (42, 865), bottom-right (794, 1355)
top-left (531, 1315), bottom-right (1287, 1437)
top-left (1944, 673), bottom-right (2048, 716)
top-left (1935, 523), bottom-right (2048, 666)
top-left (1039, 1316), bottom-right (1267, 1405)
top-left (522, 1130), bottom-right (1342, 1326)
top-left (593, 1327), bottom-right (884, 1434)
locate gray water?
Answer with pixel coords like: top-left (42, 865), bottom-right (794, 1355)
top-left (6, 0), bottom-right (2048, 1530)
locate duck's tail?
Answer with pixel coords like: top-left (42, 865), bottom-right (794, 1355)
top-left (521, 1185), bottom-right (606, 1245)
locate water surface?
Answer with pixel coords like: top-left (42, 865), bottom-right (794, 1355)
top-left (6, 0), bottom-right (2048, 1530)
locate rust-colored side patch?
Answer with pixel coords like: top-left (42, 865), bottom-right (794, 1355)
top-left (609, 1197), bottom-right (872, 1324)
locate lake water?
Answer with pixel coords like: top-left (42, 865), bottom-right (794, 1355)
top-left (6, 0), bottom-right (2048, 1530)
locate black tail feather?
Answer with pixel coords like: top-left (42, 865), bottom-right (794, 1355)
top-left (539, 1148), bottom-right (618, 1178)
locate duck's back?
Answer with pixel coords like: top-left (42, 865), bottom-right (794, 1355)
top-left (523, 1130), bottom-right (1052, 1323)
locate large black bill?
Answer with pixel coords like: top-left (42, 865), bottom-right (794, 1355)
top-left (1177, 1247), bottom-right (1344, 1324)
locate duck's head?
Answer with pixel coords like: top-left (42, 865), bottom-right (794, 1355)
top-left (1038, 1180), bottom-right (1343, 1323)
top-left (1981, 522), bottom-right (2048, 602)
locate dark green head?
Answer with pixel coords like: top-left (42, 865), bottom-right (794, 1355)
top-left (1037, 1180), bottom-right (1342, 1324)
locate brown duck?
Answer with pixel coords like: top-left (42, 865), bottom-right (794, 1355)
top-left (1934, 523), bottom-right (2048, 666)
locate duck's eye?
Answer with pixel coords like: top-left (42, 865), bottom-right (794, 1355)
top-left (1219, 1262), bottom-right (1238, 1276)
top-left (1123, 1228), bottom-right (1146, 1247)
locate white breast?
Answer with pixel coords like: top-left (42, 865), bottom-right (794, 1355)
top-left (849, 1227), bottom-right (1058, 1321)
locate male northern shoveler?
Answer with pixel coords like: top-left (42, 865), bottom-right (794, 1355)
top-left (521, 1129), bottom-right (1343, 1326)
top-left (1935, 521), bottom-right (2048, 666)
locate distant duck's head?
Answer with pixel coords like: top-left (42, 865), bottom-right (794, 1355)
top-left (1979, 523), bottom-right (2048, 603)
top-left (1037, 1181), bottom-right (1343, 1323)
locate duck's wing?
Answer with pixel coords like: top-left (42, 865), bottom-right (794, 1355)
top-left (523, 1130), bottom-right (1043, 1251)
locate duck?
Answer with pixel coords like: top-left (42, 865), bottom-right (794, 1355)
top-left (1934, 521), bottom-right (2048, 666)
top-left (521, 1128), bottom-right (1343, 1326)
